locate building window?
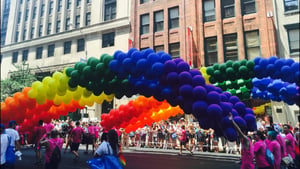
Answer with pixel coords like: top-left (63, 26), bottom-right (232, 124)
top-left (22, 29), bottom-right (26, 40)
top-left (30, 28), bottom-right (34, 39)
top-left (87, 0), bottom-right (91, 4)
top-left (41, 4), bottom-right (45, 16)
top-left (66, 18), bottom-right (70, 30)
top-left (154, 10), bottom-right (164, 32)
top-left (203, 0), bottom-right (215, 22)
top-left (39, 25), bottom-right (43, 37)
top-left (75, 15), bottom-right (80, 28)
top-left (25, 9), bottom-right (29, 21)
top-left (169, 7), bottom-right (179, 29)
top-left (49, 1), bottom-right (53, 14)
top-left (47, 23), bottom-right (51, 35)
top-left (17, 12), bottom-right (21, 23)
top-left (86, 12), bottom-right (91, 26)
top-left (169, 43), bottom-right (180, 58)
top-left (36, 47), bottom-right (43, 59)
top-left (56, 20), bottom-right (61, 33)
top-left (287, 28), bottom-right (300, 54)
top-left (33, 7), bottom-right (37, 19)
top-left (242, 0), bottom-right (256, 15)
top-left (22, 50), bottom-right (28, 61)
top-left (67, 0), bottom-right (71, 10)
top-left (245, 31), bottom-right (260, 60)
top-left (140, 0), bottom-right (149, 4)
top-left (12, 52), bottom-right (18, 63)
top-left (77, 0), bottom-right (81, 6)
top-left (15, 31), bottom-right (19, 42)
top-left (104, 0), bottom-right (116, 21)
top-left (1, 34), bottom-right (5, 45)
top-left (222, 0), bottom-right (235, 18)
top-left (140, 14), bottom-right (149, 35)
top-left (154, 45), bottom-right (164, 52)
top-left (58, 0), bottom-right (62, 12)
top-left (48, 44), bottom-right (55, 57)
top-left (284, 0), bottom-right (299, 11)
top-left (224, 34), bottom-right (238, 61)
top-left (77, 39), bottom-right (85, 52)
top-left (205, 37), bottom-right (218, 66)
top-left (64, 41), bottom-right (72, 54)
top-left (102, 32), bottom-right (115, 48)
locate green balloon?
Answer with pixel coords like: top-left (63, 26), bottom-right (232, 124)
top-left (101, 54), bottom-right (113, 66)
top-left (213, 70), bottom-right (221, 79)
top-left (232, 61), bottom-right (240, 70)
top-left (246, 60), bottom-right (255, 70)
top-left (206, 67), bottom-right (214, 75)
top-left (237, 79), bottom-right (245, 86)
top-left (87, 57), bottom-right (98, 66)
top-left (66, 67), bottom-right (74, 77)
top-left (104, 70), bottom-right (115, 81)
top-left (226, 67), bottom-right (234, 76)
top-left (229, 89), bottom-right (236, 95)
top-left (240, 59), bottom-right (247, 66)
top-left (71, 70), bottom-right (80, 80)
top-left (220, 63), bottom-right (227, 73)
top-left (225, 80), bottom-right (233, 89)
top-left (242, 92), bottom-right (250, 99)
top-left (226, 60), bottom-right (233, 67)
top-left (213, 63), bottom-right (219, 70)
top-left (68, 79), bottom-right (78, 88)
top-left (90, 59), bottom-right (100, 70)
top-left (240, 86), bottom-right (248, 93)
top-left (77, 62), bottom-right (87, 72)
top-left (248, 71), bottom-right (255, 78)
top-left (239, 66), bottom-right (248, 75)
top-left (100, 54), bottom-right (109, 62)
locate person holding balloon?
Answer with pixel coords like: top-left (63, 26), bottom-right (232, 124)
top-left (229, 113), bottom-right (255, 169)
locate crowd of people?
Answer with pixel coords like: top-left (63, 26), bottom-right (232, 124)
top-left (0, 116), bottom-right (299, 169)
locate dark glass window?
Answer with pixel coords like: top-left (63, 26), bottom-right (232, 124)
top-left (64, 41), bottom-right (72, 54)
top-left (17, 12), bottom-right (21, 23)
top-left (154, 45), bottom-right (164, 52)
top-left (102, 32), bottom-right (115, 48)
top-left (104, 0), bottom-right (116, 21)
top-left (154, 10), bottom-right (164, 32)
top-left (242, 0), bottom-right (256, 15)
top-left (58, 0), bottom-right (62, 12)
top-left (284, 0), bottom-right (299, 11)
top-left (205, 37), bottom-right (218, 66)
top-left (25, 9), bottom-right (29, 21)
top-left (15, 31), bottom-right (19, 42)
top-left (39, 25), bottom-right (43, 37)
top-left (36, 46), bottom-right (43, 59)
top-left (169, 43), bottom-right (180, 58)
top-left (67, 0), bottom-right (71, 9)
top-left (203, 0), bottom-right (215, 22)
top-left (86, 12), bottom-right (91, 26)
top-left (140, 0), bottom-right (149, 4)
top-left (75, 15), bottom-right (80, 28)
top-left (47, 23), bottom-right (51, 35)
top-left (49, 1), bottom-right (53, 14)
top-left (22, 29), bottom-right (26, 40)
top-left (66, 18), bottom-right (70, 30)
top-left (287, 28), bottom-right (300, 54)
top-left (33, 7), bottom-right (37, 19)
top-left (30, 28), bottom-right (34, 39)
top-left (41, 4), bottom-right (45, 16)
top-left (77, 0), bottom-right (81, 6)
top-left (56, 20), bottom-right (61, 33)
top-left (48, 44), bottom-right (55, 57)
top-left (224, 34), bottom-right (238, 61)
top-left (168, 7), bottom-right (179, 29)
top-left (22, 50), bottom-right (28, 61)
top-left (140, 14), bottom-right (149, 35)
top-left (222, 0), bottom-right (235, 18)
top-left (12, 52), bottom-right (18, 63)
top-left (77, 38), bottom-right (85, 52)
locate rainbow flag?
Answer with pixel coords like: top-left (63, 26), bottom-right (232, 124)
top-left (119, 153), bottom-right (126, 167)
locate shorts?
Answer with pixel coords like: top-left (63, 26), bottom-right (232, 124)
top-left (180, 141), bottom-right (187, 146)
top-left (34, 143), bottom-right (41, 151)
top-left (71, 143), bottom-right (80, 151)
top-left (88, 135), bottom-right (96, 144)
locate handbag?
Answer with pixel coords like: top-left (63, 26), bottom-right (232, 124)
top-left (282, 154), bottom-right (294, 166)
top-left (6, 136), bottom-right (16, 165)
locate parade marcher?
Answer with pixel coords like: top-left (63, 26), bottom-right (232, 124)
top-left (283, 124), bottom-right (296, 163)
top-left (64, 120), bottom-right (74, 153)
top-left (85, 123), bottom-right (96, 154)
top-left (32, 120), bottom-right (47, 165)
top-left (178, 125), bottom-right (192, 156)
top-left (253, 130), bottom-right (272, 169)
top-left (70, 121), bottom-right (84, 161)
top-left (196, 126), bottom-right (204, 152)
top-left (1, 124), bottom-right (9, 169)
top-left (188, 124), bottom-right (196, 152)
top-left (229, 113), bottom-right (255, 169)
top-left (40, 129), bottom-right (63, 169)
top-left (267, 130), bottom-right (281, 169)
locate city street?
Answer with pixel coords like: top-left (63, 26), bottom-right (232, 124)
top-left (14, 146), bottom-right (240, 169)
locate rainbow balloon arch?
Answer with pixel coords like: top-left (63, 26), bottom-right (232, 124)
top-left (1, 48), bottom-right (299, 141)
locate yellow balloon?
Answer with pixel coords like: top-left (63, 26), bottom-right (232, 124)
top-left (36, 94), bottom-right (46, 105)
top-left (47, 79), bottom-right (57, 92)
top-left (53, 95), bottom-right (63, 106)
top-left (46, 89), bottom-right (56, 100)
top-left (27, 89), bottom-right (37, 98)
top-left (200, 67), bottom-right (207, 74)
top-left (32, 81), bottom-right (42, 90)
top-left (42, 76), bottom-right (52, 86)
top-left (62, 91), bottom-right (72, 104)
top-left (79, 99), bottom-right (85, 107)
top-left (83, 89), bottom-right (92, 98)
top-left (52, 71), bottom-right (63, 81)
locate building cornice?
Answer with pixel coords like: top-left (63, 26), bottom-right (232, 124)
top-left (1, 17), bottom-right (130, 53)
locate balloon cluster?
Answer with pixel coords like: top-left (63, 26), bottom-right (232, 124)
top-left (100, 96), bottom-right (183, 133)
top-left (205, 60), bottom-right (255, 99)
top-left (253, 103), bottom-right (271, 115)
top-left (252, 77), bottom-right (299, 105)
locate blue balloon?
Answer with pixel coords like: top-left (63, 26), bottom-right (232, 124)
top-left (127, 48), bottom-right (138, 57)
top-left (122, 58), bottom-right (134, 72)
top-left (207, 104), bottom-right (223, 121)
top-left (254, 65), bottom-right (263, 78)
top-left (181, 99), bottom-right (193, 114)
top-left (177, 62), bottom-right (190, 73)
top-left (229, 96), bottom-right (240, 105)
top-left (281, 66), bottom-right (292, 76)
top-left (166, 72), bottom-right (179, 85)
top-left (193, 86), bottom-right (207, 100)
top-left (161, 87), bottom-right (173, 99)
top-left (274, 59), bottom-right (285, 70)
top-left (113, 50), bottom-right (124, 60)
top-left (136, 59), bottom-right (149, 73)
top-left (221, 117), bottom-right (233, 128)
top-left (160, 54), bottom-right (172, 63)
top-left (192, 75), bottom-right (205, 87)
top-left (142, 48), bottom-right (155, 58)
top-left (108, 60), bottom-right (120, 73)
top-left (151, 62), bottom-right (165, 77)
top-left (190, 69), bottom-right (201, 77)
top-left (266, 64), bottom-right (276, 76)
top-left (148, 83), bottom-right (158, 93)
top-left (164, 60), bottom-right (177, 73)
top-left (175, 96), bottom-right (184, 105)
top-left (286, 85), bottom-right (297, 95)
top-left (284, 58), bottom-right (294, 66)
top-left (253, 57), bottom-right (261, 65)
top-left (206, 91), bottom-right (220, 104)
top-left (131, 51), bottom-right (143, 63)
top-left (147, 53), bottom-right (161, 65)
top-left (179, 71), bottom-right (193, 85)
top-left (174, 58), bottom-right (184, 64)
top-left (268, 56), bottom-right (278, 64)
top-left (259, 58), bottom-right (268, 67)
top-left (179, 84), bottom-right (193, 98)
top-left (224, 127), bottom-right (238, 142)
top-left (291, 62), bottom-right (299, 72)
top-left (192, 101), bottom-right (208, 116)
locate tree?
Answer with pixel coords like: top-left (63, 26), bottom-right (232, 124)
top-left (1, 63), bottom-right (37, 102)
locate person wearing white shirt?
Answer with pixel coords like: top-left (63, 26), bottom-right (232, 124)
top-left (5, 121), bottom-right (20, 151)
top-left (95, 130), bottom-right (119, 157)
top-left (1, 124), bottom-right (10, 167)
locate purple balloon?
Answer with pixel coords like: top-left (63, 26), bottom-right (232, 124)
top-left (221, 117), bottom-right (233, 128)
top-left (193, 86), bottom-right (207, 100)
top-left (207, 104), bottom-right (223, 121)
top-left (205, 84), bottom-right (217, 93)
top-left (166, 72), bottom-right (178, 85)
top-left (192, 101), bottom-right (208, 116)
top-left (206, 91), bottom-right (221, 104)
top-left (177, 62), bottom-right (190, 73)
top-left (233, 116), bottom-right (247, 131)
top-left (179, 84), bottom-right (193, 98)
top-left (229, 96), bottom-right (240, 105)
top-left (192, 75), bottom-right (205, 87)
top-left (164, 60), bottom-right (177, 73)
top-left (179, 71), bottom-right (193, 85)
top-left (245, 108), bottom-right (254, 116)
top-left (190, 69), bottom-right (201, 77)
top-left (220, 102), bottom-right (233, 115)
top-left (234, 102), bottom-right (246, 116)
top-left (244, 114), bottom-right (256, 131)
top-left (173, 58), bottom-right (184, 64)
top-left (225, 127), bottom-right (238, 142)
top-left (219, 94), bottom-right (229, 102)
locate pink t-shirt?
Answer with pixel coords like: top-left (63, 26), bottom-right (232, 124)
top-left (285, 133), bottom-right (295, 159)
top-left (268, 140), bottom-right (281, 169)
top-left (45, 138), bottom-right (63, 163)
top-left (44, 123), bottom-right (54, 133)
top-left (71, 127), bottom-right (84, 143)
top-left (276, 134), bottom-right (287, 158)
top-left (254, 140), bottom-right (270, 168)
top-left (33, 126), bottom-right (47, 143)
top-left (94, 126), bottom-right (100, 138)
top-left (179, 129), bottom-right (187, 142)
top-left (241, 137), bottom-right (254, 169)
top-left (88, 126), bottom-right (95, 135)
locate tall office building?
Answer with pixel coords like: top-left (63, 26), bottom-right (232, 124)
top-left (271, 0), bottom-right (299, 126)
top-left (130, 0), bottom-right (276, 68)
top-left (0, 0), bottom-right (131, 120)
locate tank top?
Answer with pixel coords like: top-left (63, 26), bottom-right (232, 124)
top-left (241, 137), bottom-right (255, 169)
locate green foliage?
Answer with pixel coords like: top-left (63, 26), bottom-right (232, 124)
top-left (1, 63), bottom-right (37, 102)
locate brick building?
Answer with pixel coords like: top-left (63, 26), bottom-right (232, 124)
top-left (130, 0), bottom-right (277, 67)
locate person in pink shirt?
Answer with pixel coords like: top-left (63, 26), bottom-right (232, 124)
top-left (283, 124), bottom-right (295, 160)
top-left (267, 130), bottom-right (281, 169)
top-left (229, 113), bottom-right (254, 169)
top-left (32, 120), bottom-right (47, 165)
top-left (94, 123), bottom-right (100, 145)
top-left (40, 129), bottom-right (63, 169)
top-left (44, 123), bottom-right (54, 138)
top-left (70, 121), bottom-right (84, 161)
top-left (253, 130), bottom-right (272, 169)
top-left (86, 123), bottom-right (96, 154)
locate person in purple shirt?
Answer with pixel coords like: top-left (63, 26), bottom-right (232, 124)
top-left (267, 130), bottom-right (281, 169)
top-left (283, 124), bottom-right (296, 163)
top-left (253, 130), bottom-right (272, 169)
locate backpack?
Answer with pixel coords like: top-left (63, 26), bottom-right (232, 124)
top-left (49, 140), bottom-right (61, 166)
top-left (6, 136), bottom-right (16, 165)
top-left (265, 145), bottom-right (275, 166)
